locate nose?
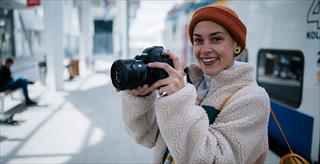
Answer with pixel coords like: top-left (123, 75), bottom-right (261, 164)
top-left (200, 41), bottom-right (212, 54)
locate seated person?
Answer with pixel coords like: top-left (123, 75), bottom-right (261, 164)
top-left (0, 57), bottom-right (37, 105)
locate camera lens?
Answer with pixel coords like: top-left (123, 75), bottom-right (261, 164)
top-left (110, 59), bottom-right (148, 90)
top-left (111, 60), bottom-right (127, 90)
top-left (114, 66), bottom-right (122, 84)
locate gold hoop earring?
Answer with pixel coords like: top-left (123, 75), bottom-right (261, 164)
top-left (234, 47), bottom-right (241, 54)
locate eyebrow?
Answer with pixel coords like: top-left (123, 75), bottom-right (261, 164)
top-left (193, 31), bottom-right (224, 37)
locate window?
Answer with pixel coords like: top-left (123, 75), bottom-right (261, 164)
top-left (257, 49), bottom-right (304, 108)
top-left (0, 9), bottom-right (14, 58)
top-left (93, 20), bottom-right (113, 55)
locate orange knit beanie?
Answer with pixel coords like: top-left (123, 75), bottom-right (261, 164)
top-left (188, 5), bottom-right (247, 54)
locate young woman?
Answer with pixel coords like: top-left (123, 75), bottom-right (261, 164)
top-left (120, 5), bottom-right (270, 163)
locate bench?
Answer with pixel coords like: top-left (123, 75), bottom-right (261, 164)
top-left (0, 88), bottom-right (21, 124)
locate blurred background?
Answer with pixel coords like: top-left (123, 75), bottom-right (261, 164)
top-left (0, 0), bottom-right (319, 163)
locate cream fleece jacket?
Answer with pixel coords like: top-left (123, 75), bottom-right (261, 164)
top-left (120, 61), bottom-right (270, 164)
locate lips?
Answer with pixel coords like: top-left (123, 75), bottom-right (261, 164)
top-left (201, 57), bottom-right (218, 65)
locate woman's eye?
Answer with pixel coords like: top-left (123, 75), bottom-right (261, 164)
top-left (194, 38), bottom-right (202, 44)
top-left (211, 37), bottom-right (221, 43)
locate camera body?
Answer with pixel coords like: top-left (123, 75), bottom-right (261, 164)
top-left (111, 46), bottom-right (173, 90)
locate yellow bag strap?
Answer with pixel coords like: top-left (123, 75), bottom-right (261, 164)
top-left (270, 108), bottom-right (310, 164)
top-left (221, 88), bottom-right (309, 164)
top-left (221, 88), bottom-right (241, 110)
top-left (270, 108), bottom-right (293, 153)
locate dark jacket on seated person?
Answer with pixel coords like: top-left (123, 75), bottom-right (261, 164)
top-left (0, 65), bottom-right (13, 91)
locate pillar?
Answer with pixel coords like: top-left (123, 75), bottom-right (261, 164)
top-left (42, 1), bottom-right (64, 90)
top-left (79, 0), bottom-right (92, 75)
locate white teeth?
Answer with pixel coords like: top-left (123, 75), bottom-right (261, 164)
top-left (202, 58), bottom-right (215, 62)
top-left (201, 58), bottom-right (217, 63)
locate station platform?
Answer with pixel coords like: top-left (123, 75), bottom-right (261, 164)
top-left (0, 67), bottom-right (280, 163)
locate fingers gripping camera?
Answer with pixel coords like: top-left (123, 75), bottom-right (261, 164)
top-left (110, 46), bottom-right (174, 90)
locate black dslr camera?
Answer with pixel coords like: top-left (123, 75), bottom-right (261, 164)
top-left (110, 46), bottom-right (173, 90)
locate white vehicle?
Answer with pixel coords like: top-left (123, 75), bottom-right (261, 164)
top-left (164, 0), bottom-right (320, 163)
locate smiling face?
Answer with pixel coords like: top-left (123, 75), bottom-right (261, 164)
top-left (192, 21), bottom-right (238, 76)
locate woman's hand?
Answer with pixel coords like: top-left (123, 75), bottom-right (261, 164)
top-left (127, 84), bottom-right (154, 96)
top-left (148, 50), bottom-right (185, 96)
